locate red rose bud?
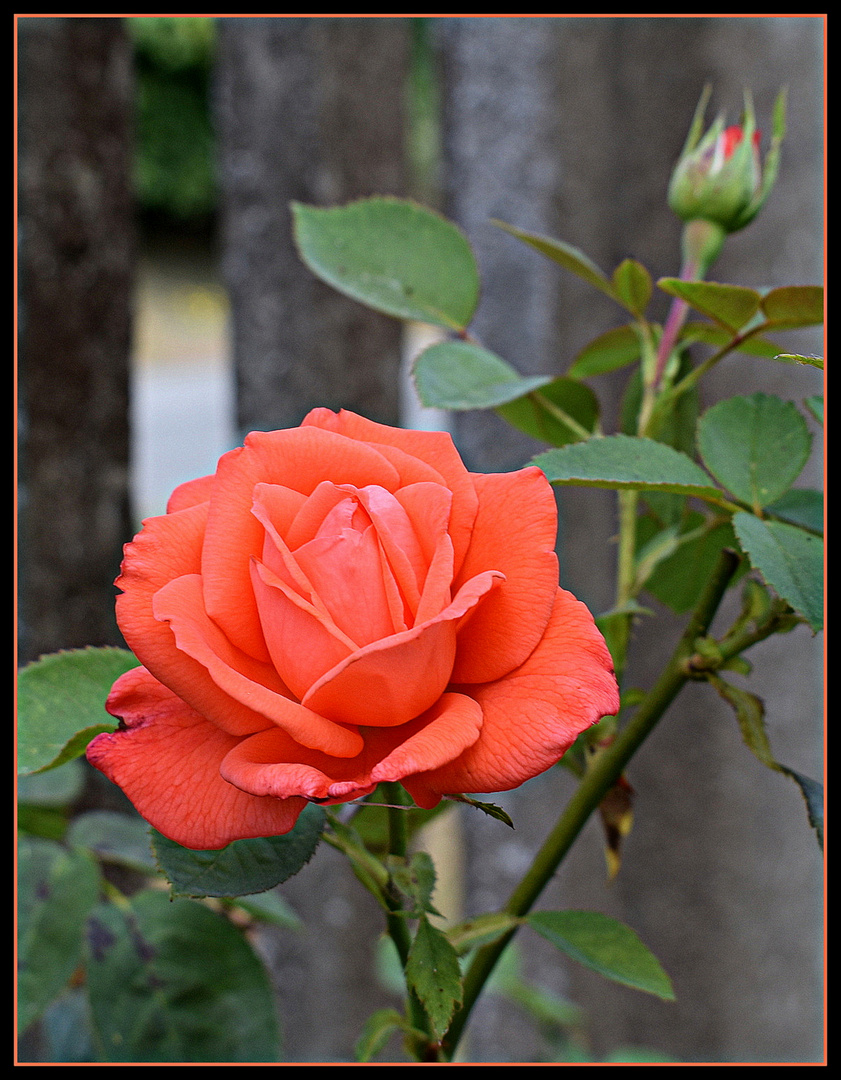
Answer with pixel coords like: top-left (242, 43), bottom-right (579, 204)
top-left (668, 87), bottom-right (786, 236)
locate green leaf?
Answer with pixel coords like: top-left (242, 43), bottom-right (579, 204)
top-left (18, 839), bottom-right (101, 1034)
top-left (388, 851), bottom-right (440, 917)
top-left (412, 340), bottom-right (552, 410)
top-left (804, 396), bottom-right (824, 424)
top-left (18, 759), bottom-right (86, 807)
top-left (152, 803), bottom-right (325, 898)
top-left (705, 673), bottom-right (775, 769)
top-left (679, 321), bottom-right (782, 359)
top-left (446, 793), bottom-right (515, 828)
top-left (621, 356), bottom-right (699, 459)
top-left (766, 488), bottom-right (823, 535)
top-left (405, 914), bottom-right (464, 1040)
top-left (605, 1047), bottom-right (678, 1063)
top-left (354, 1008), bottom-right (420, 1063)
top-left (775, 352), bottom-right (824, 370)
top-left (732, 513), bottom-right (823, 631)
top-left (705, 673), bottom-right (824, 849)
top-left (527, 910), bottom-right (674, 1000)
top-left (496, 377), bottom-right (599, 447)
top-left (777, 767), bottom-right (824, 850)
top-left (446, 912), bottom-right (520, 955)
top-left (17, 648), bottom-right (138, 775)
top-left (85, 889), bottom-right (280, 1062)
top-left (760, 285), bottom-right (824, 329)
top-left (612, 258), bottom-right (652, 317)
top-left (657, 279), bottom-right (762, 332)
top-left (40, 988), bottom-right (97, 1064)
top-left (292, 197), bottom-right (479, 331)
top-left (697, 394), bottom-right (812, 510)
top-left (349, 792), bottom-right (446, 855)
top-left (227, 890), bottom-right (301, 930)
top-left (642, 518), bottom-right (743, 614)
top-left (66, 811), bottom-right (160, 875)
top-left (535, 435), bottom-right (723, 502)
top-left (17, 761), bottom-right (88, 841)
top-left (493, 220), bottom-right (619, 302)
top-left (567, 324), bottom-right (642, 378)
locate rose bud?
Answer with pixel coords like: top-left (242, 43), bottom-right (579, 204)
top-left (87, 410), bottom-right (619, 849)
top-left (668, 86), bottom-right (786, 237)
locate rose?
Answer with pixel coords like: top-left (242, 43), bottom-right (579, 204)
top-left (87, 409), bottom-right (619, 849)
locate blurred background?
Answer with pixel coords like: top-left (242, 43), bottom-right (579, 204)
top-left (17, 16), bottom-right (824, 1063)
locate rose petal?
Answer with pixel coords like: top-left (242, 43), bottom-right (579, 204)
top-left (284, 480), bottom-right (359, 550)
top-left (166, 474), bottom-right (215, 514)
top-left (221, 727), bottom-right (378, 804)
top-left (87, 667), bottom-right (305, 849)
top-left (294, 523), bottom-right (399, 645)
top-left (220, 692), bottom-right (483, 804)
top-left (153, 573), bottom-right (364, 757)
top-left (116, 504), bottom-right (273, 738)
top-left (201, 426), bottom-right (403, 662)
top-left (251, 557), bottom-right (356, 698)
top-left (302, 409), bottom-right (479, 574)
top-left (251, 481), bottom-right (309, 540)
top-left (302, 570), bottom-right (502, 727)
top-left (413, 532), bottom-right (455, 627)
top-left (402, 588), bottom-right (619, 807)
top-left (450, 467), bottom-right (560, 685)
top-left (394, 482), bottom-right (454, 568)
top-left (370, 692), bottom-right (483, 784)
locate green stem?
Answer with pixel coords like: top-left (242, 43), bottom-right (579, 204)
top-left (613, 489), bottom-right (641, 681)
top-left (441, 547), bottom-right (741, 1061)
top-left (382, 783), bottom-right (441, 1060)
top-left (647, 317), bottom-right (772, 440)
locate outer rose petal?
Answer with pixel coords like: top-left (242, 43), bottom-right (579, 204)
top-left (166, 474), bottom-right (215, 514)
top-left (451, 467), bottom-right (560, 685)
top-left (116, 504), bottom-right (272, 738)
top-left (402, 588), bottom-right (619, 808)
top-left (152, 573), bottom-right (364, 757)
top-left (220, 692), bottom-right (483, 803)
top-left (87, 667), bottom-right (305, 849)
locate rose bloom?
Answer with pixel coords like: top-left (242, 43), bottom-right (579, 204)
top-left (88, 410), bottom-right (619, 849)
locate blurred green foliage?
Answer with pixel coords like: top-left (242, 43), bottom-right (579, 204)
top-left (128, 17), bottom-right (218, 225)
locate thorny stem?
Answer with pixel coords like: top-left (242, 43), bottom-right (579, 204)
top-left (439, 547), bottom-right (741, 1062)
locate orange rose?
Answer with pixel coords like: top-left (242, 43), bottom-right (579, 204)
top-left (88, 410), bottom-right (619, 849)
